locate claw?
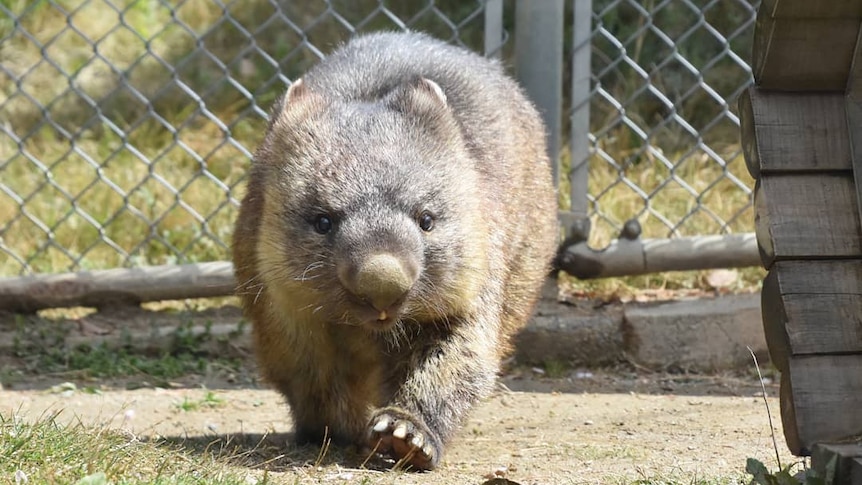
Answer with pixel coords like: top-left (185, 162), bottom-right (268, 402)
top-left (410, 433), bottom-right (424, 449)
top-left (373, 417), bottom-right (390, 433)
top-left (392, 422), bottom-right (408, 439)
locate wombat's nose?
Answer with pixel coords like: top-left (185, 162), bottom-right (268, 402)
top-left (354, 253), bottom-right (414, 311)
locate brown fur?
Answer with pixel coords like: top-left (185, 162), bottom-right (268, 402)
top-left (232, 32), bottom-right (558, 470)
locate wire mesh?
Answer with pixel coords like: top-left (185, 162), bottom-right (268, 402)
top-left (0, 0), bottom-right (758, 277)
top-left (578, 0), bottom-right (758, 247)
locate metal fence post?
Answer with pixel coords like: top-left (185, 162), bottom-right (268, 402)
top-left (483, 0), bottom-right (504, 58)
top-left (565, 0), bottom-right (593, 242)
top-left (514, 0), bottom-right (565, 187)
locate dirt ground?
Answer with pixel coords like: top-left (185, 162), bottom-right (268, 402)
top-left (0, 367), bottom-right (796, 484)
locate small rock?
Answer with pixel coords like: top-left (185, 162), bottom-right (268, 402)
top-left (705, 269), bottom-right (738, 290)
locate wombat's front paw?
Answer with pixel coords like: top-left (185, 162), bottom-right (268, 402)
top-left (366, 408), bottom-right (441, 470)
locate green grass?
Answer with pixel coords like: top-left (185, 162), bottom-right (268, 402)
top-left (174, 390), bottom-right (225, 412)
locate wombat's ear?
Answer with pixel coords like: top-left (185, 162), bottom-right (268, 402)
top-left (386, 77), bottom-right (457, 135)
top-left (414, 78), bottom-right (448, 105)
top-left (386, 77), bottom-right (449, 114)
top-left (267, 78), bottom-right (322, 129)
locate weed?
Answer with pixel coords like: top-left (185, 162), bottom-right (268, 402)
top-left (174, 390), bottom-right (225, 412)
top-left (743, 348), bottom-right (833, 485)
top-left (543, 358), bottom-right (570, 378)
top-left (745, 457), bottom-right (833, 485)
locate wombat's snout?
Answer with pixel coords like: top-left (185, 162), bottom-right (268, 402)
top-left (342, 253), bottom-right (417, 318)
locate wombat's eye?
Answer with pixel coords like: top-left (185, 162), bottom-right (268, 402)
top-left (313, 214), bottom-right (333, 234)
top-left (417, 211), bottom-right (435, 232)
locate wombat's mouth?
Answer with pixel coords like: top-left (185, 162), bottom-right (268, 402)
top-left (344, 297), bottom-right (407, 332)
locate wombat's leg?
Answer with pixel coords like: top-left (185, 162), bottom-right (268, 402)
top-left (366, 323), bottom-right (499, 470)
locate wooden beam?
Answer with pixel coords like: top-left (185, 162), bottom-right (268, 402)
top-left (785, 354), bottom-right (862, 456)
top-left (739, 89), bottom-right (850, 179)
top-left (755, 173), bottom-right (862, 267)
top-left (753, 7), bottom-right (860, 90)
top-left (0, 262), bottom-right (236, 312)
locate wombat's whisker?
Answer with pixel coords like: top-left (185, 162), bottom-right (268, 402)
top-left (296, 261), bottom-right (326, 281)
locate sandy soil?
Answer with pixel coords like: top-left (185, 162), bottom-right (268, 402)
top-left (0, 369), bottom-right (796, 484)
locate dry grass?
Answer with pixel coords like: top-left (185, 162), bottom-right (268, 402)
top-left (0, 0), bottom-right (758, 294)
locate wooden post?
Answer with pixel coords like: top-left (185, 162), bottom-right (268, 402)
top-left (743, 0), bottom-right (862, 467)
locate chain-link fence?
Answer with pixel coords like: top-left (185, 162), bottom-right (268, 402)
top-left (0, 0), bottom-right (758, 278)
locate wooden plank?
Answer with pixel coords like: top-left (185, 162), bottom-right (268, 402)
top-left (787, 354), bottom-right (862, 455)
top-left (760, 0), bottom-right (862, 18)
top-left (739, 89), bottom-right (850, 179)
top-left (0, 262), bottom-right (236, 312)
top-left (755, 173), bottom-right (862, 267)
top-left (762, 261), bottom-right (862, 358)
top-left (753, 10), bottom-right (859, 90)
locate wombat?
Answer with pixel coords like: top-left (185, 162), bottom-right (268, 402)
top-left (232, 31), bottom-right (558, 470)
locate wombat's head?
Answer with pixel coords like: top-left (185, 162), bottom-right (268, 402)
top-left (250, 78), bottom-right (489, 332)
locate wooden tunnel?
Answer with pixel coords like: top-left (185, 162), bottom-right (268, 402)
top-left (740, 0), bottom-right (862, 480)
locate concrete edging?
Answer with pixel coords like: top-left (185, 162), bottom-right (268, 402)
top-left (1, 294), bottom-right (766, 372)
top-left (515, 293), bottom-right (765, 372)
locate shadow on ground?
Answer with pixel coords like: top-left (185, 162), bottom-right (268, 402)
top-left (156, 431), bottom-right (404, 473)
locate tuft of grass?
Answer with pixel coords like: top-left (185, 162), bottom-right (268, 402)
top-left (174, 390), bottom-right (225, 412)
top-left (542, 358), bottom-right (570, 378)
top-left (0, 410), bottom-right (269, 484)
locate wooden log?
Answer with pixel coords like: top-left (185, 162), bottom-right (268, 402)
top-left (0, 262), bottom-right (236, 312)
top-left (760, 269), bottom-right (790, 373)
top-left (753, 179), bottom-right (774, 267)
top-left (753, 9), bottom-right (859, 90)
top-left (779, 370), bottom-right (801, 455)
top-left (762, 261), bottom-right (862, 359)
top-left (755, 173), bottom-right (862, 267)
top-left (739, 89), bottom-right (850, 179)
top-left (759, 0), bottom-right (862, 18)
top-left (785, 354), bottom-right (862, 456)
